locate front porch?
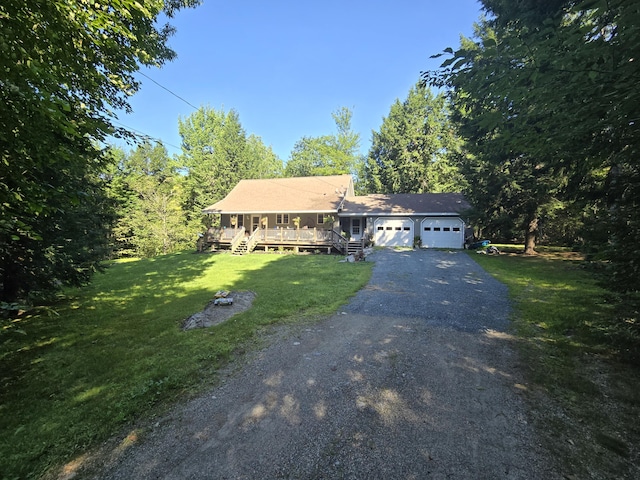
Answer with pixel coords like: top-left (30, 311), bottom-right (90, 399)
top-left (198, 226), bottom-right (364, 255)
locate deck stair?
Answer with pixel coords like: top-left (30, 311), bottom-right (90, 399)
top-left (233, 241), bottom-right (249, 255)
top-left (232, 228), bottom-right (259, 255)
top-left (346, 240), bottom-right (364, 256)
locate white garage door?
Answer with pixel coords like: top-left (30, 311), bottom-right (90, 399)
top-left (374, 218), bottom-right (413, 247)
top-left (421, 217), bottom-right (464, 249)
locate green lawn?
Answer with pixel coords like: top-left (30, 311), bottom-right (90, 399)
top-left (472, 249), bottom-right (640, 479)
top-left (0, 252), bottom-right (373, 480)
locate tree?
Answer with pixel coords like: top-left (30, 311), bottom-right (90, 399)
top-left (363, 83), bottom-right (465, 195)
top-left (424, 12), bottom-right (582, 253)
top-left (109, 142), bottom-right (193, 258)
top-left (0, 0), bottom-right (200, 303)
top-left (284, 107), bottom-right (361, 178)
top-left (178, 106), bottom-right (283, 229)
top-left (245, 134), bottom-right (284, 179)
top-left (425, 0), bottom-right (640, 339)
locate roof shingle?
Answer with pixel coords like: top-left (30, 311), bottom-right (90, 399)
top-left (340, 193), bottom-right (469, 216)
top-left (202, 175), bottom-right (353, 214)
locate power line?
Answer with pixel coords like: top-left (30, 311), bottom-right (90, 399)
top-left (137, 71), bottom-right (199, 110)
top-left (111, 120), bottom-right (183, 151)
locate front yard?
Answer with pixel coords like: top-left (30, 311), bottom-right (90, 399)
top-left (0, 252), bottom-right (373, 479)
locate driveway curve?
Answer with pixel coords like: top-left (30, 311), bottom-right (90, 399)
top-left (87, 249), bottom-right (558, 479)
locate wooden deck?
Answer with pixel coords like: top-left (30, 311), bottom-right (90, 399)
top-left (198, 227), bottom-right (362, 255)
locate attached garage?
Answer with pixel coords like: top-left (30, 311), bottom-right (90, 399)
top-left (340, 193), bottom-right (469, 249)
top-left (421, 217), bottom-right (464, 249)
top-left (374, 217), bottom-right (414, 247)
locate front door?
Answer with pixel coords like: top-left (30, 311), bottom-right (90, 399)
top-left (351, 218), bottom-right (362, 241)
top-left (252, 216), bottom-right (260, 232)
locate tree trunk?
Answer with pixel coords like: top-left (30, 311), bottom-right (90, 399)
top-left (524, 216), bottom-right (538, 255)
top-left (1, 259), bottom-right (21, 303)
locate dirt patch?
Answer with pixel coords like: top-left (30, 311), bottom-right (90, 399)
top-left (182, 291), bottom-right (256, 330)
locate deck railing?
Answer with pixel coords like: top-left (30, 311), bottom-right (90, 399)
top-left (245, 228), bottom-right (260, 253)
top-left (204, 227), bottom-right (245, 242)
top-left (257, 227), bottom-right (332, 243)
top-left (331, 230), bottom-right (348, 253)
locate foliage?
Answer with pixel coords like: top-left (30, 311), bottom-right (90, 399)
top-left (0, 253), bottom-right (372, 479)
top-left (178, 106), bottom-right (283, 229)
top-left (425, 0), bottom-right (640, 302)
top-left (107, 142), bottom-right (195, 258)
top-left (245, 134), bottom-right (284, 179)
top-left (362, 82), bottom-right (465, 195)
top-left (0, 0), bottom-right (200, 302)
top-left (284, 107), bottom-right (362, 178)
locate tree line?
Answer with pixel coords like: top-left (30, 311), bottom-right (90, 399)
top-left (104, 91), bottom-right (462, 258)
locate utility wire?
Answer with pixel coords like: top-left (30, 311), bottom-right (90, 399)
top-left (137, 71), bottom-right (199, 110)
top-left (111, 120), bottom-right (183, 151)
top-left (107, 71), bottom-right (196, 151)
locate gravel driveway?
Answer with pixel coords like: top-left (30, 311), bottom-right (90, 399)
top-left (87, 249), bottom-right (558, 479)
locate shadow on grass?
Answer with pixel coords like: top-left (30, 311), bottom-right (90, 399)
top-left (67, 251), bottom-right (555, 479)
top-left (470, 251), bottom-right (640, 479)
top-left (0, 251), bottom-right (372, 480)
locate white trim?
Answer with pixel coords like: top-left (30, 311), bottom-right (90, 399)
top-left (339, 212), bottom-right (460, 217)
top-left (207, 209), bottom-right (339, 214)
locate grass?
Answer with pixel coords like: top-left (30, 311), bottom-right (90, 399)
top-left (471, 248), bottom-right (640, 479)
top-left (0, 252), bottom-right (373, 480)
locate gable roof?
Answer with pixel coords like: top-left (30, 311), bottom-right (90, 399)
top-left (340, 193), bottom-right (469, 216)
top-left (202, 175), bottom-right (354, 214)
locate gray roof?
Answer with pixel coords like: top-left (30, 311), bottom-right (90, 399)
top-left (340, 193), bottom-right (469, 216)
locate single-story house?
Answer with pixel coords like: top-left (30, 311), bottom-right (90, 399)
top-left (201, 174), bottom-right (469, 254)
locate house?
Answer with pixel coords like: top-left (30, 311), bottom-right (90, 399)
top-left (201, 175), bottom-right (469, 254)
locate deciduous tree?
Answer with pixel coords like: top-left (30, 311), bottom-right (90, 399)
top-left (284, 107), bottom-right (361, 178)
top-left (178, 106), bottom-right (283, 229)
top-left (425, 0), bottom-right (640, 338)
top-left (0, 0), bottom-right (199, 303)
top-left (110, 142), bottom-right (193, 258)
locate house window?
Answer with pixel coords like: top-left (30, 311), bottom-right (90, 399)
top-left (276, 214), bottom-right (289, 224)
top-left (424, 227), bottom-right (431, 231)
top-left (434, 227), bottom-right (441, 231)
top-left (377, 226), bottom-right (384, 231)
top-left (317, 214), bottom-right (325, 225)
top-left (403, 227), bottom-right (411, 231)
top-left (453, 227), bottom-right (461, 232)
top-left (444, 227), bottom-right (451, 232)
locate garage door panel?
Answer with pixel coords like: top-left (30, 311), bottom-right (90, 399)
top-left (421, 218), bottom-right (463, 249)
top-left (374, 218), bottom-right (413, 247)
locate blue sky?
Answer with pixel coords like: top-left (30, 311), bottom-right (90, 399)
top-left (114, 0), bottom-right (482, 161)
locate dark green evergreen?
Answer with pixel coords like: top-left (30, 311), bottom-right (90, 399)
top-left (425, 0), bottom-right (639, 342)
top-left (363, 83), bottom-right (464, 195)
